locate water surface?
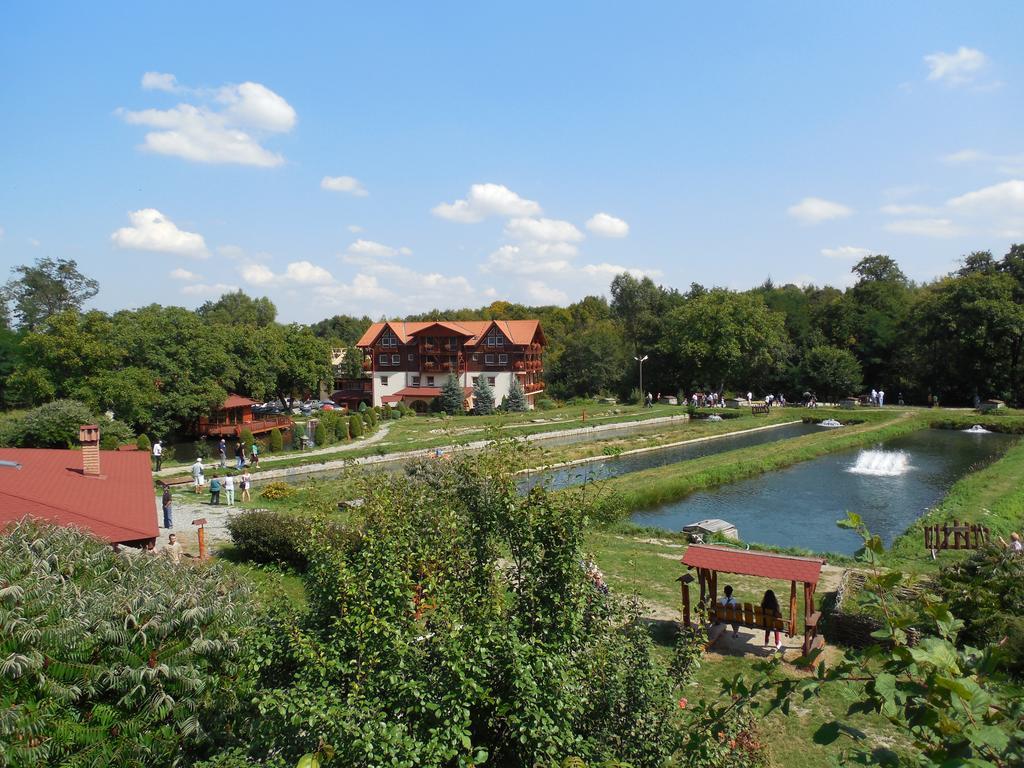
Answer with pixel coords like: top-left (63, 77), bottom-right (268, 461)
top-left (630, 429), bottom-right (1016, 554)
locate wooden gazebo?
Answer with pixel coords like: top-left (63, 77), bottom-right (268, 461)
top-left (197, 394), bottom-right (292, 438)
top-left (678, 544), bottom-right (826, 657)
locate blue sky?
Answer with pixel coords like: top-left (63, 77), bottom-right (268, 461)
top-left (2, 2), bottom-right (1023, 322)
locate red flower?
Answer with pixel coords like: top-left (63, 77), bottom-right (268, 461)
top-left (677, 697), bottom-right (688, 709)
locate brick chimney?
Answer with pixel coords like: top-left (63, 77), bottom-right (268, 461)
top-left (79, 424), bottom-right (101, 476)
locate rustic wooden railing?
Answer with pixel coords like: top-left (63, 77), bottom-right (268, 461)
top-left (924, 521), bottom-right (989, 551)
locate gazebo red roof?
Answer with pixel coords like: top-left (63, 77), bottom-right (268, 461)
top-left (221, 393), bottom-right (258, 409)
top-left (681, 544), bottom-right (824, 585)
top-left (0, 448), bottom-right (158, 544)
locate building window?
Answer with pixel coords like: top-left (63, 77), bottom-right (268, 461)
top-left (412, 376), bottom-right (420, 386)
top-left (380, 376), bottom-right (389, 386)
top-left (378, 354), bottom-right (388, 366)
top-left (498, 354), bottom-right (508, 364)
top-left (485, 354), bottom-right (495, 364)
top-left (472, 353), bottom-right (479, 361)
top-left (408, 353), bottom-right (414, 361)
top-left (487, 376), bottom-right (496, 386)
top-left (472, 376), bottom-right (479, 385)
top-left (427, 376), bottom-right (434, 386)
top-left (486, 332), bottom-right (504, 346)
top-left (392, 354), bottom-right (400, 364)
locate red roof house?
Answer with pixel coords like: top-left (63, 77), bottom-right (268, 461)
top-left (0, 426), bottom-right (158, 545)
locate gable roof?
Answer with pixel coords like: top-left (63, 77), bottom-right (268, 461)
top-left (356, 319), bottom-right (542, 348)
top-left (222, 393), bottom-right (258, 409)
top-left (0, 448), bottom-right (158, 544)
top-left (681, 544), bottom-right (824, 584)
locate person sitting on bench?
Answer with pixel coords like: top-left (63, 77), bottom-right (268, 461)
top-left (717, 585), bottom-right (740, 638)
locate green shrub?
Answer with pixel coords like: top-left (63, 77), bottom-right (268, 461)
top-left (314, 420), bottom-right (327, 447)
top-left (268, 428), bottom-right (283, 452)
top-left (358, 402), bottom-right (367, 413)
top-left (505, 377), bottom-right (528, 412)
top-left (363, 406), bottom-right (378, 429)
top-left (473, 377), bottom-right (496, 414)
top-left (535, 397), bottom-right (557, 410)
top-left (1, 399), bottom-right (93, 448)
top-left (349, 413), bottom-right (363, 438)
top-left (628, 387), bottom-right (642, 405)
top-left (260, 481), bottom-right (297, 500)
top-left (0, 519), bottom-right (253, 766)
top-left (135, 432), bottom-right (152, 452)
top-left (226, 509), bottom-right (309, 570)
top-left (240, 428), bottom-right (255, 449)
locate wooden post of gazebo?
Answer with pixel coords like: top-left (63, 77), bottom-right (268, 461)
top-left (677, 573), bottom-right (695, 626)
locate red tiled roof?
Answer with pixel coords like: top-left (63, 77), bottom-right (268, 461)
top-left (222, 393), bottom-right (258, 409)
top-left (391, 386), bottom-right (473, 398)
top-left (356, 319), bottom-right (543, 348)
top-left (0, 448), bottom-right (158, 544)
top-left (681, 544), bottom-right (824, 585)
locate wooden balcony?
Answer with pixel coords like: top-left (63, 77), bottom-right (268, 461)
top-left (202, 415), bottom-right (293, 437)
top-left (524, 382), bottom-right (545, 394)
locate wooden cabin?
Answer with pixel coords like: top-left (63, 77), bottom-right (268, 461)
top-left (197, 394), bottom-right (293, 438)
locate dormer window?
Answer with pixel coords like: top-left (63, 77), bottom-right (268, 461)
top-left (486, 331), bottom-right (504, 346)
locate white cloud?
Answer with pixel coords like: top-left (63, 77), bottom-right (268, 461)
top-left (241, 263), bottom-right (275, 285)
top-left (947, 180), bottom-right (1024, 213)
top-left (347, 224), bottom-right (364, 233)
top-left (217, 244), bottom-right (244, 259)
top-left (786, 197), bottom-right (853, 224)
top-left (880, 204), bottom-right (938, 216)
top-left (940, 149), bottom-right (1024, 175)
top-left (111, 208), bottom-right (208, 256)
top-left (321, 176), bottom-right (368, 196)
top-left (504, 217), bottom-right (584, 243)
top-left (316, 263), bottom-right (475, 311)
top-left (141, 72), bottom-right (179, 92)
top-left (526, 281), bottom-right (568, 304)
top-left (284, 260), bottom-right (333, 284)
top-left (483, 244), bottom-right (574, 275)
top-left (432, 183), bottom-right (541, 223)
top-left (170, 267), bottom-right (201, 281)
top-left (924, 47), bottom-right (989, 86)
top-left (821, 246), bottom-right (872, 260)
top-left (342, 239), bottom-right (412, 264)
top-left (182, 282), bottom-right (238, 296)
top-left (885, 218), bottom-right (964, 238)
top-left (28, 238), bottom-right (40, 247)
top-left (119, 76), bottom-right (296, 167)
top-left (941, 148), bottom-right (985, 165)
top-left (585, 212), bottom-right (630, 238)
top-left (580, 263), bottom-right (660, 280)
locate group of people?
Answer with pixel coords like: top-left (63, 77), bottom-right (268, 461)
top-left (717, 585), bottom-right (785, 651)
top-left (152, 437), bottom-right (262, 473)
top-left (869, 388), bottom-right (886, 406)
top-left (188, 458), bottom-right (252, 506)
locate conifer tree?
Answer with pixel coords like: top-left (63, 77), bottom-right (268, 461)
top-left (473, 376), bottom-right (496, 415)
top-left (506, 376), bottom-right (528, 412)
top-left (440, 373), bottom-right (465, 415)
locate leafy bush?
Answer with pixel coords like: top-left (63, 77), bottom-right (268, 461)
top-left (136, 432), bottom-right (152, 452)
top-left (628, 387), bottom-right (642, 405)
top-left (314, 420), bottom-right (327, 447)
top-left (260, 481), bottom-right (297, 500)
top-left (234, 450), bottom-right (682, 767)
top-left (268, 427), bottom-right (283, 452)
top-left (226, 509), bottom-right (309, 570)
top-left (0, 399), bottom-right (93, 447)
top-left (535, 397), bottom-right (557, 410)
top-left (348, 413), bottom-right (363, 438)
top-left (99, 418), bottom-right (135, 450)
top-left (0, 519), bottom-right (253, 767)
top-left (240, 427), bottom-right (255, 449)
top-left (363, 406), bottom-right (378, 430)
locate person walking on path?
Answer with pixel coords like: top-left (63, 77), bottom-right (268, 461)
top-left (218, 438), bottom-right (227, 468)
top-left (152, 440), bottom-right (163, 471)
top-left (209, 476), bottom-right (222, 505)
top-left (240, 470), bottom-right (252, 502)
top-left (191, 459), bottom-right (205, 494)
top-left (234, 441), bottom-right (245, 470)
top-left (161, 485), bottom-right (173, 528)
top-left (250, 440), bottom-right (260, 467)
top-left (224, 473), bottom-right (235, 505)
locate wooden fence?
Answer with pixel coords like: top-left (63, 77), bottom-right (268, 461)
top-left (923, 521), bottom-right (989, 551)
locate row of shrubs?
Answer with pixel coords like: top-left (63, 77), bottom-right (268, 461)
top-left (225, 507), bottom-right (356, 571)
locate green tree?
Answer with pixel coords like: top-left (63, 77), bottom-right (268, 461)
top-left (659, 290), bottom-right (790, 393)
top-left (505, 376), bottom-right (528, 412)
top-left (268, 427), bottom-right (284, 452)
top-left (2, 257), bottom-right (99, 331)
top-left (846, 255), bottom-right (911, 389)
top-left (314, 419), bottom-right (328, 447)
top-left (549, 319), bottom-right (629, 398)
top-left (348, 413), bottom-right (363, 438)
top-left (801, 345), bottom-right (863, 400)
top-left (196, 290), bottom-right (277, 327)
top-left (472, 376), bottom-right (495, 414)
top-left (0, 520), bottom-right (253, 767)
top-left (440, 373), bottom-right (464, 414)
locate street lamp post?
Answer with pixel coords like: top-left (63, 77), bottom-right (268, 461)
top-left (634, 354), bottom-right (648, 404)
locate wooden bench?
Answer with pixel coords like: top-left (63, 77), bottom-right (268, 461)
top-left (751, 404), bottom-right (771, 415)
top-left (710, 602), bottom-right (787, 633)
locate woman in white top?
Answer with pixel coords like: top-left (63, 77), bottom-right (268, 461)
top-left (224, 473), bottom-right (236, 505)
top-left (240, 471), bottom-right (252, 502)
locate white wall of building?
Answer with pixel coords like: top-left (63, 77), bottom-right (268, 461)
top-left (372, 371), bottom-right (408, 406)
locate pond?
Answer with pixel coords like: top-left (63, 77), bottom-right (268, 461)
top-left (629, 429), bottom-right (1017, 555)
top-left (521, 421), bottom-right (819, 491)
